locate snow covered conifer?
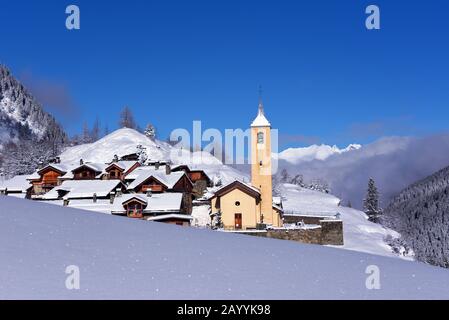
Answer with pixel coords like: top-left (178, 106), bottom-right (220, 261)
top-left (136, 144), bottom-right (148, 165)
top-left (144, 124), bottom-right (156, 140)
top-left (363, 177), bottom-right (382, 223)
top-left (279, 168), bottom-right (290, 183)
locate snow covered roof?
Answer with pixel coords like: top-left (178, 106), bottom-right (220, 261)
top-left (210, 180), bottom-right (261, 199)
top-left (42, 199), bottom-right (113, 214)
top-left (42, 180), bottom-right (123, 200)
top-left (0, 175), bottom-right (32, 192)
top-left (111, 193), bottom-right (183, 213)
top-left (59, 171), bottom-right (74, 180)
top-left (37, 163), bottom-right (72, 175)
top-left (126, 167), bottom-right (188, 190)
top-left (106, 161), bottom-right (139, 173)
top-left (73, 162), bottom-right (107, 173)
top-left (145, 214), bottom-right (193, 222)
top-left (251, 103), bottom-right (271, 127)
top-left (27, 171), bottom-right (41, 180)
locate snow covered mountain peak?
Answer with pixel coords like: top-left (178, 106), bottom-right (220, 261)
top-left (277, 143), bottom-right (362, 164)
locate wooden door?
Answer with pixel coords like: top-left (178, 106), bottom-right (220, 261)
top-left (234, 214), bottom-right (242, 230)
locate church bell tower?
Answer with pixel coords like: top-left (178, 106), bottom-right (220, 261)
top-left (250, 93), bottom-right (273, 225)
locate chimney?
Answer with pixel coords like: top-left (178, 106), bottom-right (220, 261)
top-left (146, 189), bottom-right (152, 197)
top-left (56, 157), bottom-right (61, 164)
top-left (165, 164), bottom-right (171, 175)
top-left (63, 199), bottom-right (70, 206)
top-left (80, 159), bottom-right (84, 165)
top-left (155, 162), bottom-right (160, 170)
top-left (115, 188), bottom-right (122, 197)
top-left (110, 191), bottom-right (115, 204)
top-left (113, 154), bottom-right (119, 163)
top-left (93, 193), bottom-right (97, 203)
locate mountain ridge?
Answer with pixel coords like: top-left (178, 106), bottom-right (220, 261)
top-left (0, 65), bottom-right (66, 148)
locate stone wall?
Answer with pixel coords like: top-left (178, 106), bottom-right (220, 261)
top-left (320, 220), bottom-right (344, 245)
top-left (238, 219), bottom-right (344, 246)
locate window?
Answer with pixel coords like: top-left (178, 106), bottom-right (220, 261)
top-left (257, 132), bottom-right (264, 144)
top-left (126, 202), bottom-right (143, 218)
top-left (235, 201), bottom-right (240, 206)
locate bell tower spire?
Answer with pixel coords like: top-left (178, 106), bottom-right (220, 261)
top-left (258, 85), bottom-right (264, 116)
top-left (250, 86), bottom-right (273, 226)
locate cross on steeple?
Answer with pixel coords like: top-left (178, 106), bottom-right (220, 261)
top-left (258, 85), bottom-right (264, 115)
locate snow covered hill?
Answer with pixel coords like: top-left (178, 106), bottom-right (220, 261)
top-left (1, 196), bottom-right (448, 300)
top-left (60, 128), bottom-right (247, 185)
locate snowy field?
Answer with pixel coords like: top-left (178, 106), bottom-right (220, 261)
top-left (1, 196), bottom-right (448, 300)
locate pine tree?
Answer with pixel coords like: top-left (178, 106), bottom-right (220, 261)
top-left (291, 174), bottom-right (305, 187)
top-left (136, 144), bottom-right (148, 165)
top-left (91, 117), bottom-right (101, 142)
top-left (144, 123), bottom-right (156, 140)
top-left (82, 122), bottom-right (92, 144)
top-left (363, 177), bottom-right (382, 223)
top-left (119, 106), bottom-right (136, 129)
top-left (279, 168), bottom-right (290, 183)
top-left (104, 124), bottom-right (110, 137)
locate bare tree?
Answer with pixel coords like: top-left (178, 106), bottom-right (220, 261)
top-left (119, 106), bottom-right (136, 129)
top-left (91, 117), bottom-right (101, 141)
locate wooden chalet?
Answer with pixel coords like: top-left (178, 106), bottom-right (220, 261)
top-left (103, 161), bottom-right (140, 180)
top-left (27, 164), bottom-right (71, 196)
top-left (126, 167), bottom-right (194, 214)
top-left (111, 193), bottom-right (192, 226)
top-left (72, 162), bottom-right (107, 180)
top-left (171, 165), bottom-right (212, 198)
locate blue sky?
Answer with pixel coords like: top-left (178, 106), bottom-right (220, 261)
top-left (1, 0), bottom-right (448, 149)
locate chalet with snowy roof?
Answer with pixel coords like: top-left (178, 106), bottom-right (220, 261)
top-left (27, 163), bottom-right (72, 196)
top-left (42, 179), bottom-right (125, 201)
top-left (111, 193), bottom-right (192, 226)
top-left (119, 153), bottom-right (139, 161)
top-left (72, 161), bottom-right (107, 180)
top-left (171, 165), bottom-right (212, 198)
top-left (210, 99), bottom-right (284, 230)
top-left (126, 165), bottom-right (194, 214)
top-left (102, 160), bottom-right (140, 180)
top-left (0, 175), bottom-right (32, 199)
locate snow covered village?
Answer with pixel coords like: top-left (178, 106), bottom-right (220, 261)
top-left (2, 1), bottom-right (449, 301)
top-left (1, 99), bottom-right (345, 246)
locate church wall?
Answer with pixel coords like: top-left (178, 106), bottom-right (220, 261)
top-left (215, 189), bottom-right (260, 230)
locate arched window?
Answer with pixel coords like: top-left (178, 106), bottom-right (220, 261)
top-left (257, 132), bottom-right (264, 144)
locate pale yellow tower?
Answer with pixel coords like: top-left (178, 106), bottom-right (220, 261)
top-left (251, 98), bottom-right (274, 225)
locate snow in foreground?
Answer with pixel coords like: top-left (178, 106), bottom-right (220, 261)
top-left (1, 196), bottom-right (448, 300)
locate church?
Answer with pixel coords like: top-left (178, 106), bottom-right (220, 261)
top-left (210, 99), bottom-right (284, 230)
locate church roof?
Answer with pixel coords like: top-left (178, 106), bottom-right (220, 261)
top-left (210, 180), bottom-right (261, 200)
top-left (251, 102), bottom-right (271, 127)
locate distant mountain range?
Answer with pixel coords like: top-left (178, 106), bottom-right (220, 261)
top-left (276, 134), bottom-right (449, 209)
top-left (0, 65), bottom-right (66, 148)
top-left (276, 144), bottom-right (361, 164)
